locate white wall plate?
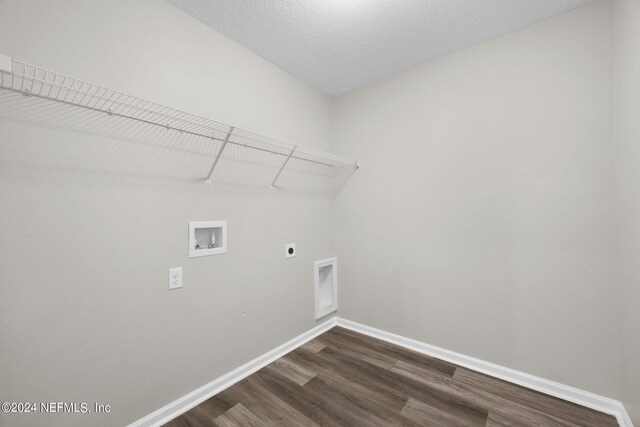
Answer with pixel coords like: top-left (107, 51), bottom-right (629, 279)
top-left (285, 243), bottom-right (296, 258)
top-left (168, 267), bottom-right (183, 290)
top-left (0, 54), bottom-right (12, 73)
top-left (189, 221), bottom-right (227, 258)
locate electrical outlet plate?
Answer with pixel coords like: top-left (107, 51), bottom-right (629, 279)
top-left (285, 243), bottom-right (296, 258)
top-left (0, 54), bottom-right (12, 73)
top-left (168, 267), bottom-right (182, 290)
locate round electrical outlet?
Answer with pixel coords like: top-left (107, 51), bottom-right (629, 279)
top-left (285, 243), bottom-right (296, 258)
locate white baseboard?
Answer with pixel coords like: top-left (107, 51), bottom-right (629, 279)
top-left (128, 316), bottom-right (633, 427)
top-left (335, 318), bottom-right (634, 427)
top-left (127, 317), bottom-right (338, 427)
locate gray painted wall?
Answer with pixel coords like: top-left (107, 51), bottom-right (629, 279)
top-left (0, 1), bottom-right (336, 426)
top-left (1, 0), bottom-right (637, 426)
top-left (614, 0), bottom-right (640, 424)
top-left (332, 0), bottom-right (620, 399)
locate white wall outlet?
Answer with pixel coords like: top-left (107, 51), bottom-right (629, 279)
top-left (285, 243), bottom-right (296, 258)
top-left (168, 267), bottom-right (182, 290)
top-left (0, 54), bottom-right (12, 73)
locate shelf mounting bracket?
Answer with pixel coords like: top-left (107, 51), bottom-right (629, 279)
top-left (205, 126), bottom-right (234, 184)
top-left (270, 145), bottom-right (297, 189)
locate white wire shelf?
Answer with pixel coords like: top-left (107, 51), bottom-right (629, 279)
top-left (0, 54), bottom-right (359, 188)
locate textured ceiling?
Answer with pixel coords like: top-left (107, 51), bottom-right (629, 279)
top-left (167, 0), bottom-right (595, 96)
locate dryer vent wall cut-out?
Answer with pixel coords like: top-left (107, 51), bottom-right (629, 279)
top-left (314, 257), bottom-right (337, 319)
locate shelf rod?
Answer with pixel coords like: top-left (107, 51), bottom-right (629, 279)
top-left (205, 126), bottom-right (235, 184)
top-left (271, 145), bottom-right (297, 189)
top-left (2, 81), bottom-right (341, 168)
top-left (2, 83), bottom-right (340, 168)
top-left (0, 55), bottom-right (359, 171)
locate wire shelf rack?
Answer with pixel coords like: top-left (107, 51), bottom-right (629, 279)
top-left (0, 54), bottom-right (359, 188)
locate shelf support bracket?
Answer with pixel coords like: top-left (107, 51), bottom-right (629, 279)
top-left (270, 145), bottom-right (297, 189)
top-left (205, 126), bottom-right (234, 184)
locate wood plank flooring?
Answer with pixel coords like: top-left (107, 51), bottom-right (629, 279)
top-left (164, 327), bottom-right (618, 427)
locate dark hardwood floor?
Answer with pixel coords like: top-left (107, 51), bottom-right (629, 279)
top-left (164, 327), bottom-right (618, 426)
